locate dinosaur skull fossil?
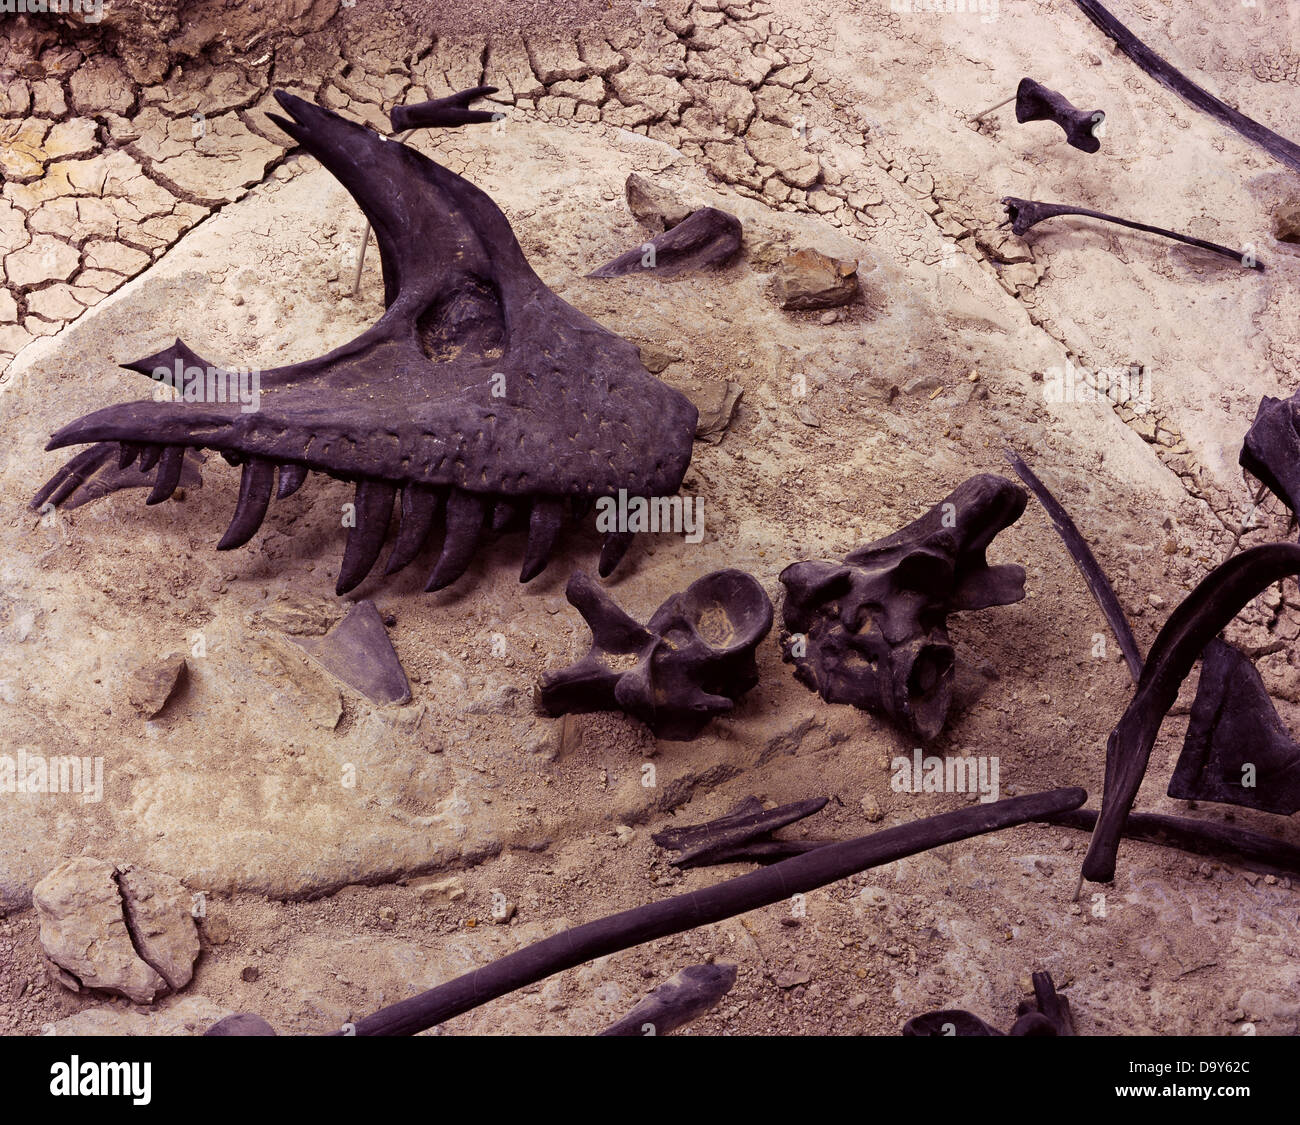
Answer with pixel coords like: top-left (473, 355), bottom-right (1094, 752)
top-left (32, 89), bottom-right (698, 595)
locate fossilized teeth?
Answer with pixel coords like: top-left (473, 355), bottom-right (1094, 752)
top-left (520, 497), bottom-right (565, 583)
top-left (277, 463), bottom-right (308, 499)
top-left (384, 484), bottom-right (443, 577)
top-left (598, 531), bottom-right (635, 578)
top-left (336, 480), bottom-right (397, 595)
top-left (39, 446), bottom-right (104, 508)
top-left (426, 489), bottom-right (486, 591)
top-left (138, 444), bottom-right (163, 473)
top-left (217, 458), bottom-right (276, 550)
top-left (119, 441), bottom-right (144, 470)
top-left (147, 445), bottom-right (186, 506)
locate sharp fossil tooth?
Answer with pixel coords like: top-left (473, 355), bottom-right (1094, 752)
top-left (138, 444), bottom-right (163, 473)
top-left (277, 463), bottom-right (308, 499)
top-left (384, 484), bottom-right (443, 576)
top-left (216, 458), bottom-right (276, 550)
top-left (519, 497), bottom-right (565, 583)
top-left (491, 497), bottom-right (524, 532)
top-left (146, 445), bottom-right (186, 505)
top-left (119, 441), bottom-right (144, 470)
top-left (426, 489), bottom-right (486, 591)
top-left (336, 479), bottom-right (397, 595)
top-left (598, 530), bottom-right (635, 577)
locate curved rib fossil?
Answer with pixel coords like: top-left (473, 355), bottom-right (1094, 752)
top-left (1004, 448), bottom-right (1143, 682)
top-left (341, 787), bottom-right (1086, 1035)
top-left (1081, 543), bottom-right (1300, 885)
top-left (1002, 197), bottom-right (1264, 270)
top-left (1070, 0), bottom-right (1300, 174)
top-left (32, 89), bottom-right (699, 594)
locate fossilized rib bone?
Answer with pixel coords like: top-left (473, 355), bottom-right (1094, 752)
top-left (1015, 78), bottom-right (1104, 153)
top-left (779, 474), bottom-right (1028, 742)
top-left (653, 796), bottom-right (831, 868)
top-left (1241, 391), bottom-right (1300, 523)
top-left (1166, 639), bottom-right (1300, 815)
top-left (1002, 197), bottom-right (1264, 270)
top-left (588, 207), bottom-right (743, 278)
top-left (341, 787), bottom-right (1085, 1035)
top-left (1004, 449), bottom-right (1143, 682)
top-left (33, 89), bottom-right (698, 594)
top-left (537, 568), bottom-right (773, 740)
top-left (1081, 543), bottom-right (1300, 885)
top-left (1047, 806), bottom-right (1300, 880)
top-left (1070, 0), bottom-right (1300, 174)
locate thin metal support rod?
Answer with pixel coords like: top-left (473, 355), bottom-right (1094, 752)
top-left (971, 93), bottom-right (1015, 121)
top-left (350, 128), bottom-right (414, 296)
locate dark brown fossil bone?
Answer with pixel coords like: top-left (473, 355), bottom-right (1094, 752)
top-left (599, 963), bottom-right (738, 1036)
top-left (1004, 448), bottom-right (1142, 682)
top-left (1002, 197), bottom-right (1264, 270)
top-left (973, 80), bottom-right (1103, 153)
top-left (587, 206), bottom-right (743, 279)
top-left (204, 1013), bottom-right (277, 1036)
top-left (342, 787), bottom-right (1085, 1035)
top-left (1241, 391), bottom-right (1300, 522)
top-left (1081, 543), bottom-right (1300, 885)
top-left (1007, 78), bottom-right (1104, 153)
top-left (1047, 807), bottom-right (1300, 880)
top-left (653, 795), bottom-right (830, 868)
top-left (903, 972), bottom-right (1075, 1036)
top-left (289, 599), bottom-right (411, 706)
top-left (1166, 639), bottom-right (1300, 815)
top-left (32, 90), bottom-right (698, 594)
top-left (779, 474), bottom-right (1028, 742)
top-left (1070, 0), bottom-right (1300, 174)
top-left (537, 568), bottom-right (774, 740)
top-left (30, 442), bottom-right (205, 511)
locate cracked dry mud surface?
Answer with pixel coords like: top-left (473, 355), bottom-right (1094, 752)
top-left (2, 0), bottom-right (1299, 1035)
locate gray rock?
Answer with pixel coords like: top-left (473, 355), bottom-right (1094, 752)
top-left (118, 865), bottom-right (201, 992)
top-left (126, 654), bottom-right (187, 718)
top-left (625, 172), bottom-right (692, 231)
top-left (33, 858), bottom-right (167, 1004)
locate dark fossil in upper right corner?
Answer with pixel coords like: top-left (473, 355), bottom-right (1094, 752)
top-left (779, 474), bottom-right (1028, 742)
top-left (1241, 390), bottom-right (1300, 525)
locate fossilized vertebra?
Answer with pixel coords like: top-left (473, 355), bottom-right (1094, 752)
top-left (33, 89), bottom-right (698, 595)
top-left (779, 474), bottom-right (1028, 742)
top-left (537, 568), bottom-right (773, 740)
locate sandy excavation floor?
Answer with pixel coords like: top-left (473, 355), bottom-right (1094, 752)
top-left (1, 0), bottom-right (1299, 1035)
